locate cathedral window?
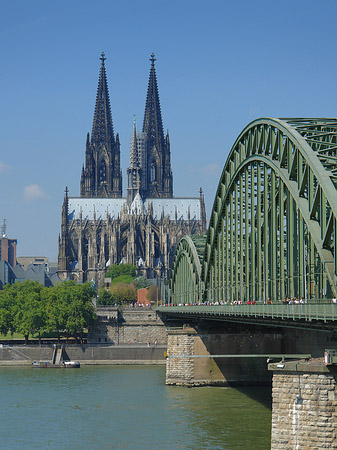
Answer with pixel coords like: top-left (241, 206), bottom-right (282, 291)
top-left (100, 161), bottom-right (106, 182)
top-left (150, 162), bottom-right (156, 182)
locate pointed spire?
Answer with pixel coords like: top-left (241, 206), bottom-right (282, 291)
top-left (142, 53), bottom-right (164, 147)
top-left (91, 52), bottom-right (115, 145)
top-left (130, 115), bottom-right (139, 168)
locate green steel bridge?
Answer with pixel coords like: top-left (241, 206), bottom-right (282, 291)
top-left (158, 118), bottom-right (337, 327)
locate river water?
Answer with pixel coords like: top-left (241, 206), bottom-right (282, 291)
top-left (0, 366), bottom-right (271, 450)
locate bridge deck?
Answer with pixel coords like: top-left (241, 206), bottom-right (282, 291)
top-left (157, 304), bottom-right (337, 324)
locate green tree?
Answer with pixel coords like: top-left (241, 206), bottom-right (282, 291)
top-left (134, 277), bottom-right (153, 289)
top-left (97, 289), bottom-right (115, 306)
top-left (105, 264), bottom-right (137, 280)
top-left (110, 282), bottom-right (137, 304)
top-left (146, 285), bottom-right (161, 304)
top-left (0, 282), bottom-right (18, 335)
top-left (45, 281), bottom-right (96, 338)
top-left (11, 281), bottom-right (46, 344)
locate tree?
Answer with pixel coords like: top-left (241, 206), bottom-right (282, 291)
top-left (110, 282), bottom-right (137, 304)
top-left (45, 281), bottom-right (96, 337)
top-left (146, 285), bottom-right (161, 304)
top-left (11, 281), bottom-right (46, 344)
top-left (106, 264), bottom-right (137, 280)
top-left (134, 277), bottom-right (153, 289)
top-left (0, 280), bottom-right (97, 341)
top-left (0, 282), bottom-right (18, 335)
top-left (97, 289), bottom-right (115, 306)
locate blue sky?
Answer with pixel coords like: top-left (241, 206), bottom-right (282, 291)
top-left (1, 0), bottom-right (337, 260)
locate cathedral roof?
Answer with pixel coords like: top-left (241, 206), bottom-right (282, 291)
top-left (67, 197), bottom-right (202, 221)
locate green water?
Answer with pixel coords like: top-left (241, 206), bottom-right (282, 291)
top-left (0, 366), bottom-right (271, 449)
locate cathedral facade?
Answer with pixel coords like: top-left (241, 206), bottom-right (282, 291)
top-left (58, 53), bottom-right (206, 286)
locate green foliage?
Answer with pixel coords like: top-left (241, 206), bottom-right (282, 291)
top-left (146, 285), bottom-right (161, 303)
top-left (105, 264), bottom-right (137, 280)
top-left (110, 274), bottom-right (135, 286)
top-left (97, 289), bottom-right (115, 306)
top-left (0, 280), bottom-right (96, 340)
top-left (134, 277), bottom-right (153, 289)
top-left (110, 282), bottom-right (137, 304)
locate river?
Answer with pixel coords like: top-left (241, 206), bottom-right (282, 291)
top-left (0, 366), bottom-right (271, 449)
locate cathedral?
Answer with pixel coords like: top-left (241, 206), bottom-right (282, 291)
top-left (58, 53), bottom-right (206, 286)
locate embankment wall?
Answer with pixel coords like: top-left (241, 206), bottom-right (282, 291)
top-left (0, 345), bottom-right (166, 366)
top-left (88, 308), bottom-right (168, 345)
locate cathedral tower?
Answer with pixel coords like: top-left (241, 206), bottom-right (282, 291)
top-left (127, 54), bottom-right (173, 202)
top-left (80, 53), bottom-right (122, 198)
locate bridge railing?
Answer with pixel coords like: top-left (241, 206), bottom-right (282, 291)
top-left (157, 302), bottom-right (337, 322)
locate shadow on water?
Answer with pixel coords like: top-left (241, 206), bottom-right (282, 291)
top-left (165, 383), bottom-right (271, 450)
top-left (235, 385), bottom-right (272, 409)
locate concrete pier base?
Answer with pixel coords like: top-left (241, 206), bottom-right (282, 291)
top-left (269, 359), bottom-right (337, 449)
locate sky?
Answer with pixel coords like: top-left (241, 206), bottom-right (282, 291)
top-left (1, 0), bottom-right (337, 261)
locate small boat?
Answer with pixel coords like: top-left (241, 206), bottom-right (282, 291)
top-left (63, 361), bottom-right (80, 368)
top-left (32, 360), bottom-right (80, 368)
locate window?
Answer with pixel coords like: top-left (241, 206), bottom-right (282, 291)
top-left (150, 162), bottom-right (156, 182)
top-left (99, 161), bottom-right (106, 182)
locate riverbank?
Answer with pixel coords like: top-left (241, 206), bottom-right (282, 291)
top-left (0, 344), bottom-right (167, 366)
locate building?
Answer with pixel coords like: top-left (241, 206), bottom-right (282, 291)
top-left (58, 53), bottom-right (206, 287)
top-left (0, 222), bottom-right (60, 288)
top-left (0, 220), bottom-right (17, 267)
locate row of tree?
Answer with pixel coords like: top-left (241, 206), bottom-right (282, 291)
top-left (0, 280), bottom-right (96, 342)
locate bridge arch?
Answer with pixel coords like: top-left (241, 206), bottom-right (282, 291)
top-left (203, 118), bottom-right (337, 302)
top-left (170, 235), bottom-right (206, 304)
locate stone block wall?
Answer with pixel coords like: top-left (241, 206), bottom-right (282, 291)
top-left (88, 308), bottom-right (168, 345)
top-left (166, 328), bottom-right (280, 386)
top-left (0, 345), bottom-right (166, 365)
top-left (166, 330), bottom-right (194, 385)
top-left (271, 369), bottom-right (337, 449)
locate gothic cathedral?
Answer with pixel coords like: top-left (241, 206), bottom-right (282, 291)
top-left (58, 53), bottom-right (206, 286)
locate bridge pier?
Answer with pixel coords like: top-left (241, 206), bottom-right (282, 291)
top-left (269, 359), bottom-right (337, 449)
top-left (166, 325), bottom-right (282, 386)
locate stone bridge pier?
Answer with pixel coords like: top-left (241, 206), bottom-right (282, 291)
top-left (269, 359), bottom-right (337, 450)
top-left (165, 325), bottom-right (282, 386)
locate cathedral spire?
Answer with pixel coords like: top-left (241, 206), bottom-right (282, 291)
top-left (127, 116), bottom-right (142, 204)
top-left (142, 53), bottom-right (164, 148)
top-left (140, 54), bottom-right (173, 198)
top-left (130, 116), bottom-right (139, 168)
top-left (91, 52), bottom-right (115, 146)
top-left (80, 53), bottom-right (122, 198)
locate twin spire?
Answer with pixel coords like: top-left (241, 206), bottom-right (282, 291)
top-left (81, 52), bottom-right (173, 200)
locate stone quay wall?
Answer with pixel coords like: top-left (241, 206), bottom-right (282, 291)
top-left (0, 344), bottom-right (166, 366)
top-left (270, 363), bottom-right (337, 450)
top-left (88, 307), bottom-right (168, 345)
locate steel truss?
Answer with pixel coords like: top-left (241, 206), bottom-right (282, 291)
top-left (170, 235), bottom-right (206, 304)
top-left (171, 118), bottom-right (337, 303)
